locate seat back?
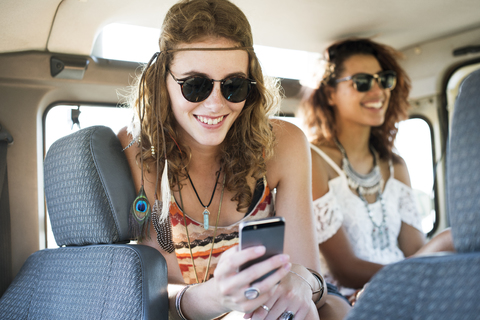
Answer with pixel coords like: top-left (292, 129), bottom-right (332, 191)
top-left (0, 126), bottom-right (168, 320)
top-left (447, 69), bottom-right (480, 253)
top-left (345, 70), bottom-right (480, 319)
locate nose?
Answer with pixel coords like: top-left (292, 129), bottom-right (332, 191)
top-left (369, 78), bottom-right (383, 93)
top-left (203, 81), bottom-right (225, 112)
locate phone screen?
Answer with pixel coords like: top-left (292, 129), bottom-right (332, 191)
top-left (239, 217), bottom-right (285, 283)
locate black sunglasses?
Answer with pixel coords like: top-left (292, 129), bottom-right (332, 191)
top-left (169, 71), bottom-right (256, 103)
top-left (336, 70), bottom-right (397, 92)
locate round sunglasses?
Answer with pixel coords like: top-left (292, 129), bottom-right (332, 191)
top-left (335, 70), bottom-right (397, 92)
top-left (169, 71), bottom-right (256, 103)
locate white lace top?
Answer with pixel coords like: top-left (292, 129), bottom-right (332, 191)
top-left (311, 144), bottom-right (423, 296)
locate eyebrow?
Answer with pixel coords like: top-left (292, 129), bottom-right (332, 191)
top-left (351, 70), bottom-right (384, 76)
top-left (177, 70), bottom-right (249, 79)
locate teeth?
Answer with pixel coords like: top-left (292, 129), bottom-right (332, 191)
top-left (364, 102), bottom-right (383, 109)
top-left (197, 116), bottom-right (224, 125)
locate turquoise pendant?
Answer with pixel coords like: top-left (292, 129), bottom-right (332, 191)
top-left (203, 208), bottom-right (210, 230)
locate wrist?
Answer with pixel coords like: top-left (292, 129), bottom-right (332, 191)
top-left (288, 265), bottom-right (325, 306)
top-left (306, 268), bottom-right (325, 307)
top-left (175, 284), bottom-right (199, 320)
top-left (177, 280), bottom-right (231, 320)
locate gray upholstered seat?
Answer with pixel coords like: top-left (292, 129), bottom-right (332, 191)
top-left (345, 69), bottom-right (480, 319)
top-left (0, 126), bottom-right (168, 320)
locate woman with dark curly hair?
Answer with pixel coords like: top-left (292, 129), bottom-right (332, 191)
top-left (118, 0), bottom-right (351, 319)
top-left (299, 38), bottom-right (453, 303)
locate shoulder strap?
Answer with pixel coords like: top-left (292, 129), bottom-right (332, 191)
top-left (310, 144), bottom-right (344, 177)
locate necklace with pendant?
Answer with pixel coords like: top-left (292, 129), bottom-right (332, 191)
top-left (186, 168), bottom-right (221, 230)
top-left (178, 172), bottom-right (226, 283)
top-left (334, 138), bottom-right (384, 195)
top-left (358, 190), bottom-right (390, 250)
top-left (335, 138), bottom-right (389, 250)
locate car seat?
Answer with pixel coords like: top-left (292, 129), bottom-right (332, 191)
top-left (0, 126), bottom-right (168, 320)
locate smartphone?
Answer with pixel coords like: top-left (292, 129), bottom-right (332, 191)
top-left (238, 216), bottom-right (285, 284)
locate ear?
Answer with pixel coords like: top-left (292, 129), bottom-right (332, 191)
top-left (324, 85), bottom-right (336, 107)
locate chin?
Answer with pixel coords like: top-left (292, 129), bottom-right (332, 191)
top-left (370, 120), bottom-right (385, 128)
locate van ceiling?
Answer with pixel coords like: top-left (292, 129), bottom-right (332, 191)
top-left (1, 0), bottom-right (480, 56)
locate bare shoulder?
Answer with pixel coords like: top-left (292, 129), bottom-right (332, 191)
top-left (266, 119), bottom-right (310, 186)
top-left (269, 118), bottom-right (308, 145)
top-left (392, 153), bottom-right (412, 187)
top-left (268, 118), bottom-right (310, 161)
top-left (117, 126), bottom-right (139, 158)
top-left (310, 143), bottom-right (341, 199)
top-left (117, 126), bottom-right (131, 147)
top-left (310, 146), bottom-right (330, 199)
top-left (116, 126), bottom-right (143, 184)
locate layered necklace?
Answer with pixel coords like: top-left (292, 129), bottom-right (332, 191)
top-left (186, 168), bottom-right (221, 230)
top-left (178, 171), bottom-right (226, 283)
top-left (335, 138), bottom-right (390, 250)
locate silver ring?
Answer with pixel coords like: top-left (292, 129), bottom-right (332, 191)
top-left (279, 311), bottom-right (295, 320)
top-left (261, 304), bottom-right (270, 312)
top-left (244, 287), bottom-right (260, 300)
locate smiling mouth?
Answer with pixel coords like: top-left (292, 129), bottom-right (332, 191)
top-left (195, 115), bottom-right (225, 125)
top-left (363, 101), bottom-right (384, 109)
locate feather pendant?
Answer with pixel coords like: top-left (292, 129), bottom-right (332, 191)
top-left (129, 185), bottom-right (151, 241)
top-left (160, 159), bottom-right (171, 223)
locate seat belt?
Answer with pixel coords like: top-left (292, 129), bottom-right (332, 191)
top-left (0, 124), bottom-right (13, 297)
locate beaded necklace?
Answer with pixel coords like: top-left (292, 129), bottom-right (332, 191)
top-left (358, 191), bottom-right (390, 250)
top-left (335, 138), bottom-right (390, 250)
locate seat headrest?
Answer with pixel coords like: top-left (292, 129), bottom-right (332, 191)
top-left (448, 69), bottom-right (480, 253)
top-left (44, 126), bottom-right (135, 246)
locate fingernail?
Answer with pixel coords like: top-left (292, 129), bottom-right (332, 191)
top-left (284, 262), bottom-right (292, 271)
top-left (279, 254), bottom-right (290, 262)
top-left (254, 246), bottom-right (266, 254)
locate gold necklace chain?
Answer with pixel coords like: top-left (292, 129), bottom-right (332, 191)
top-left (178, 172), bottom-right (226, 283)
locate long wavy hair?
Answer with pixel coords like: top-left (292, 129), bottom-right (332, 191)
top-left (129, 0), bottom-right (281, 211)
top-left (300, 38), bottom-right (411, 160)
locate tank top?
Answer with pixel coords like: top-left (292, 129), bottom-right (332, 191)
top-left (171, 177), bottom-right (274, 284)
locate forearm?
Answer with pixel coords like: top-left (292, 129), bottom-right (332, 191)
top-left (331, 258), bottom-right (384, 289)
top-left (412, 228), bottom-right (455, 257)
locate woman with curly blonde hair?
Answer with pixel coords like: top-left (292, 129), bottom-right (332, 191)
top-left (118, 0), bottom-right (350, 319)
top-left (300, 38), bottom-right (453, 304)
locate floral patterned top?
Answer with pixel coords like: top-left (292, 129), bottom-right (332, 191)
top-left (311, 144), bottom-right (423, 296)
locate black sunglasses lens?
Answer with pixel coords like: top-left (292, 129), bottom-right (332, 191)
top-left (221, 77), bottom-right (251, 102)
top-left (353, 74), bottom-right (373, 92)
top-left (182, 77), bottom-right (213, 102)
top-left (352, 71), bottom-right (397, 92)
top-left (379, 71), bottom-right (397, 90)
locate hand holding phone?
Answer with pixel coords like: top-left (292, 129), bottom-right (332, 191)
top-left (238, 217), bottom-right (285, 284)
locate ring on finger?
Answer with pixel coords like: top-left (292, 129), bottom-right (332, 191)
top-left (244, 287), bottom-right (260, 300)
top-left (261, 304), bottom-right (270, 312)
top-left (279, 311), bottom-right (295, 320)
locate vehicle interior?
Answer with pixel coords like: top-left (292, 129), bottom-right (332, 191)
top-left (1, 0), bottom-right (480, 318)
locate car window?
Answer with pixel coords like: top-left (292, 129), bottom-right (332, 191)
top-left (395, 117), bottom-right (436, 234)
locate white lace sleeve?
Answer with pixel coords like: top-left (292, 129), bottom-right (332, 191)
top-left (313, 190), bottom-right (343, 244)
top-left (397, 183), bottom-right (423, 232)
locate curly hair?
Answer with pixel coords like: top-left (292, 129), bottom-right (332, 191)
top-left (300, 38), bottom-right (411, 160)
top-left (129, 0), bottom-right (281, 212)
